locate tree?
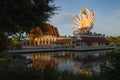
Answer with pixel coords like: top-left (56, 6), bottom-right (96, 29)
top-left (0, 0), bottom-right (58, 51)
top-left (0, 33), bottom-right (11, 51)
top-left (100, 50), bottom-right (120, 80)
top-left (106, 36), bottom-right (120, 46)
top-left (12, 37), bottom-right (22, 49)
top-left (0, 0), bottom-right (58, 34)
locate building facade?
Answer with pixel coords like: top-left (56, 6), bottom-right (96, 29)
top-left (72, 35), bottom-right (109, 48)
top-left (29, 23), bottom-right (59, 46)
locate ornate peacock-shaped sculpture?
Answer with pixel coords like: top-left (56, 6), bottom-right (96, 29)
top-left (72, 8), bottom-right (95, 37)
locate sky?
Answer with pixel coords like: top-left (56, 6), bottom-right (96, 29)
top-left (50, 0), bottom-right (120, 36)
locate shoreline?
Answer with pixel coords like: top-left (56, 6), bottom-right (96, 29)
top-left (5, 46), bottom-right (115, 54)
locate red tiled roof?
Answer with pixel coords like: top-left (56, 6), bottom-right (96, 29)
top-left (74, 36), bottom-right (109, 42)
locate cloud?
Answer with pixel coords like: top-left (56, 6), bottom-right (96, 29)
top-left (50, 9), bottom-right (120, 36)
top-left (114, 9), bottom-right (120, 20)
top-left (92, 9), bottom-right (120, 36)
top-left (50, 12), bottom-right (74, 26)
top-left (50, 12), bottom-right (74, 35)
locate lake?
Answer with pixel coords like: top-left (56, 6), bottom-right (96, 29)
top-left (22, 50), bottom-right (111, 74)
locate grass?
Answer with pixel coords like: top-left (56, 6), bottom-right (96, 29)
top-left (0, 58), bottom-right (6, 61)
top-left (0, 52), bottom-right (26, 60)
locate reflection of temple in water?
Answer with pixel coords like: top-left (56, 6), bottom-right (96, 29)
top-left (29, 53), bottom-right (59, 71)
top-left (23, 50), bottom-right (110, 74)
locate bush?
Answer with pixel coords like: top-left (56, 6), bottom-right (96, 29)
top-left (100, 50), bottom-right (120, 80)
top-left (0, 33), bottom-right (11, 51)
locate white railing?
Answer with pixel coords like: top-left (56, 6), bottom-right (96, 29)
top-left (5, 46), bottom-right (114, 53)
top-left (75, 46), bottom-right (114, 50)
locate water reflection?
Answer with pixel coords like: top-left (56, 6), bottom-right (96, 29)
top-left (22, 50), bottom-right (111, 74)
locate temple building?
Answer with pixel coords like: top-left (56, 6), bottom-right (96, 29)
top-left (55, 37), bottom-right (72, 48)
top-left (71, 8), bottom-right (110, 48)
top-left (29, 23), bottom-right (60, 46)
top-left (23, 22), bottom-right (109, 48)
top-left (72, 35), bottom-right (109, 48)
top-left (21, 8), bottom-right (112, 49)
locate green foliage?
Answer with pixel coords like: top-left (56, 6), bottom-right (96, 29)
top-left (61, 71), bottom-right (74, 80)
top-left (0, 52), bottom-right (11, 59)
top-left (12, 37), bottom-right (22, 49)
top-left (76, 43), bottom-right (80, 46)
top-left (0, 33), bottom-right (11, 51)
top-left (106, 36), bottom-right (120, 46)
top-left (43, 65), bottom-right (59, 80)
top-left (0, 0), bottom-right (58, 51)
top-left (0, 52), bottom-right (41, 80)
top-left (12, 54), bottom-right (26, 60)
top-left (0, 67), bottom-right (42, 80)
top-left (59, 70), bottom-right (96, 80)
top-left (0, 0), bottom-right (58, 34)
top-left (100, 50), bottom-right (120, 80)
top-left (0, 52), bottom-right (25, 62)
top-left (11, 68), bottom-right (42, 80)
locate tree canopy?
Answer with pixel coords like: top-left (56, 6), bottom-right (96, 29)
top-left (0, 0), bottom-right (58, 51)
top-left (0, 0), bottom-right (58, 34)
top-left (100, 50), bottom-right (120, 80)
top-left (106, 36), bottom-right (120, 46)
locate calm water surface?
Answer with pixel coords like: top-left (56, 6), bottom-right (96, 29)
top-left (22, 50), bottom-right (111, 74)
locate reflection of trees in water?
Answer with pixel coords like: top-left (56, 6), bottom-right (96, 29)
top-left (74, 53), bottom-right (106, 64)
top-left (82, 54), bottom-right (106, 65)
top-left (73, 52), bottom-right (106, 74)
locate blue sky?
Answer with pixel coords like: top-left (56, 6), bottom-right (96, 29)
top-left (50, 0), bottom-right (120, 36)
